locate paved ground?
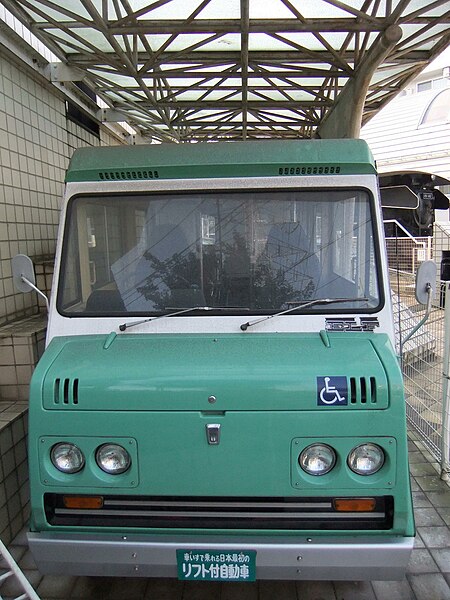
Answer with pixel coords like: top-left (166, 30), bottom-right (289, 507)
top-left (2, 430), bottom-right (450, 600)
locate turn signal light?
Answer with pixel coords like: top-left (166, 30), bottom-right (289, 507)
top-left (63, 495), bottom-right (104, 509)
top-left (333, 498), bottom-right (377, 512)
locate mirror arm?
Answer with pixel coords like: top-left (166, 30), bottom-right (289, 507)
top-left (21, 275), bottom-right (50, 312)
top-left (401, 283), bottom-right (432, 349)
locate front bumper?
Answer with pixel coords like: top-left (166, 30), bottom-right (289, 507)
top-left (28, 532), bottom-right (413, 580)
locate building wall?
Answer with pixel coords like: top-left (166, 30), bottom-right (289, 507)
top-left (0, 50), bottom-right (123, 328)
top-left (362, 88), bottom-right (450, 179)
top-left (361, 72), bottom-right (450, 228)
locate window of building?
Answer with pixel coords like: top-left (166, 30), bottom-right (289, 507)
top-left (417, 80), bottom-right (432, 92)
top-left (417, 77), bottom-right (449, 93)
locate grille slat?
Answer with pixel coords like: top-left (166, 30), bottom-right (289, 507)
top-left (105, 499), bottom-right (331, 509)
top-left (55, 508), bottom-right (385, 520)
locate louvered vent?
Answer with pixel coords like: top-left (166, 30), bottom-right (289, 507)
top-left (98, 169), bottom-right (159, 181)
top-left (349, 377), bottom-right (377, 405)
top-left (53, 378), bottom-right (79, 405)
top-left (278, 165), bottom-right (341, 176)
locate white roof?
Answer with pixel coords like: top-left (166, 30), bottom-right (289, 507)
top-left (362, 87), bottom-right (450, 180)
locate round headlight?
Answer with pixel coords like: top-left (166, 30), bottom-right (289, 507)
top-left (96, 444), bottom-right (131, 474)
top-left (299, 443), bottom-right (336, 476)
top-left (347, 443), bottom-right (385, 475)
top-left (51, 442), bottom-right (85, 474)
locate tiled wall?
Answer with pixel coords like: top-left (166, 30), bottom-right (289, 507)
top-left (0, 57), bottom-right (64, 325)
top-left (0, 315), bottom-right (46, 402)
top-left (0, 49), bottom-right (122, 328)
top-left (0, 45), bottom-right (124, 539)
top-left (0, 402), bottom-right (29, 545)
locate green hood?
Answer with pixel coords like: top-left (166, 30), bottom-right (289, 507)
top-left (35, 332), bottom-right (399, 412)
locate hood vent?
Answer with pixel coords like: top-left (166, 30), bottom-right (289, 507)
top-left (53, 378), bottom-right (79, 406)
top-left (350, 377), bottom-right (377, 405)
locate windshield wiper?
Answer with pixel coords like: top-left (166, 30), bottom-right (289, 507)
top-left (240, 298), bottom-right (369, 331)
top-left (119, 298), bottom-right (369, 332)
top-left (119, 306), bottom-right (248, 331)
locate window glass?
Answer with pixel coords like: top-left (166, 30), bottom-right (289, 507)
top-left (58, 190), bottom-right (381, 315)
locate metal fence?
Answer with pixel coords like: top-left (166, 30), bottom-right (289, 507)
top-left (386, 225), bottom-right (450, 477)
top-left (391, 269), bottom-right (445, 463)
top-left (385, 234), bottom-right (432, 272)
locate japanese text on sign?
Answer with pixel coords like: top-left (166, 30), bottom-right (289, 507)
top-left (177, 550), bottom-right (256, 581)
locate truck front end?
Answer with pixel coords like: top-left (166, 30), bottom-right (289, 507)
top-left (27, 140), bottom-right (414, 581)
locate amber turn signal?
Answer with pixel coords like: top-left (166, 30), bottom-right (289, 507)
top-left (333, 498), bottom-right (377, 512)
top-left (63, 495), bottom-right (104, 509)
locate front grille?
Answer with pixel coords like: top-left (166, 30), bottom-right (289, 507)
top-left (45, 494), bottom-right (393, 531)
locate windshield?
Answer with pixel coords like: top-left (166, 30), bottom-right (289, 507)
top-left (58, 189), bottom-right (381, 316)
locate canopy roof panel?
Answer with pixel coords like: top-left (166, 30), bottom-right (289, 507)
top-left (3, 0), bottom-right (450, 142)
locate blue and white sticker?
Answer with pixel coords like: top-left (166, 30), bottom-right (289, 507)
top-left (317, 376), bottom-right (348, 406)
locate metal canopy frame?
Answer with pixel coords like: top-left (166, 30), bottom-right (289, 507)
top-left (3, 0), bottom-right (450, 142)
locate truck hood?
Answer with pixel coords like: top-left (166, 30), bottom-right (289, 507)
top-left (35, 332), bottom-right (400, 411)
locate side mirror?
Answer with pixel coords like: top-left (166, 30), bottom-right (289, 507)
top-left (401, 260), bottom-right (437, 352)
top-left (415, 260), bottom-right (436, 305)
top-left (11, 254), bottom-right (49, 311)
top-left (12, 254), bottom-right (37, 293)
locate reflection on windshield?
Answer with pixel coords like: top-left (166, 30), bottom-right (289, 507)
top-left (58, 190), bottom-right (380, 315)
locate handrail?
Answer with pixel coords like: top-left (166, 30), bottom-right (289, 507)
top-left (0, 538), bottom-right (41, 599)
top-left (383, 219), bottom-right (427, 247)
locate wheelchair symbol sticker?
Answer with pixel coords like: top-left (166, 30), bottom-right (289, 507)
top-left (317, 376), bottom-right (348, 406)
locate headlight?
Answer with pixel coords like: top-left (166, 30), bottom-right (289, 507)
top-left (347, 443), bottom-right (385, 475)
top-left (51, 442), bottom-right (85, 474)
top-left (96, 444), bottom-right (131, 474)
top-left (299, 443), bottom-right (336, 476)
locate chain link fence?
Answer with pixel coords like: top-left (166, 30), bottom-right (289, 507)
top-left (388, 233), bottom-right (449, 473)
top-left (391, 269), bottom-right (445, 461)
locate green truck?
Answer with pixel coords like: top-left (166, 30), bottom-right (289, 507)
top-left (19, 139), bottom-right (416, 580)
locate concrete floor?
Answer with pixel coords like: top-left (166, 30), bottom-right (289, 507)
top-left (2, 431), bottom-right (450, 600)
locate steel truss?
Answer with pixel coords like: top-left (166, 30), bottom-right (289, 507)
top-left (2, 0), bottom-right (450, 142)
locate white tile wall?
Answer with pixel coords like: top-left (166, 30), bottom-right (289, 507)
top-left (0, 315), bottom-right (46, 401)
top-left (0, 402), bottom-right (29, 544)
top-left (0, 51), bottom-right (122, 327)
